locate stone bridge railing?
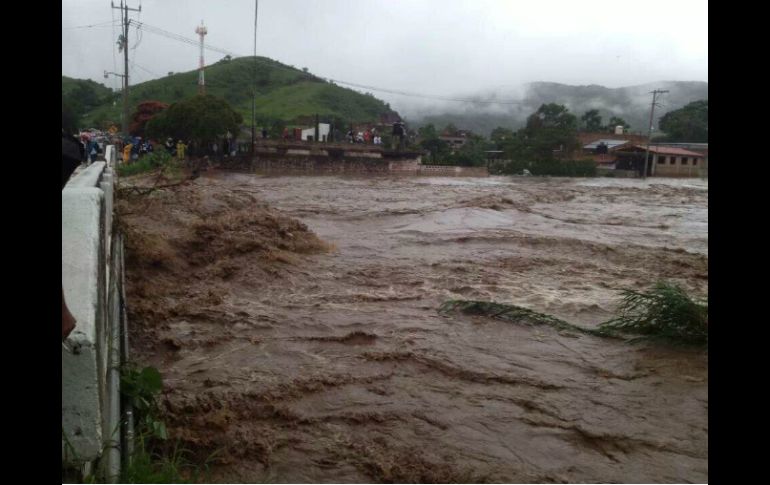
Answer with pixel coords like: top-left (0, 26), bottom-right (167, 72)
top-left (62, 145), bottom-right (127, 481)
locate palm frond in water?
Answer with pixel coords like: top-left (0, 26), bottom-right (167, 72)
top-left (599, 281), bottom-right (707, 345)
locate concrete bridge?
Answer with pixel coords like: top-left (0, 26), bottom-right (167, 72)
top-left (62, 145), bottom-right (128, 482)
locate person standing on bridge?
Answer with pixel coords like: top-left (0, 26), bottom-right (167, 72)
top-left (176, 140), bottom-right (187, 161)
top-left (122, 142), bottom-right (133, 164)
top-left (392, 122), bottom-right (405, 150)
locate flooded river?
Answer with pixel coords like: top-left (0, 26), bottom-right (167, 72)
top-left (124, 174), bottom-right (708, 483)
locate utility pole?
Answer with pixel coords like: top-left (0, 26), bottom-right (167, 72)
top-left (112, 1), bottom-right (141, 135)
top-left (642, 89), bottom-right (668, 179)
top-left (251, 0), bottom-right (259, 153)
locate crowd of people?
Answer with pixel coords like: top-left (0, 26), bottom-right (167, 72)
top-left (120, 137), bottom-right (158, 162)
top-left (346, 127), bottom-right (384, 145)
top-left (87, 132), bottom-right (240, 165)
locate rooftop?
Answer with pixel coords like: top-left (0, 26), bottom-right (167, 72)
top-left (583, 139), bottom-right (630, 150)
top-left (618, 145), bottom-right (703, 157)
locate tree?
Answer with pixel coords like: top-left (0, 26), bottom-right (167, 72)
top-left (607, 116), bottom-right (630, 132)
top-left (490, 127), bottom-right (515, 147)
top-left (62, 98), bottom-right (81, 134)
top-left (512, 103), bottom-right (579, 160)
top-left (418, 124), bottom-right (450, 163)
top-left (129, 100), bottom-right (170, 137)
top-left (146, 95), bottom-right (243, 148)
top-left (580, 109), bottom-right (603, 132)
top-left (526, 103), bottom-right (578, 132)
top-left (658, 100), bottom-right (708, 142)
top-left (443, 123), bottom-right (458, 135)
top-left (448, 134), bottom-right (490, 167)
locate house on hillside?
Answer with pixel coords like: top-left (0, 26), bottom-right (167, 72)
top-left (440, 129), bottom-right (473, 153)
top-left (613, 144), bottom-right (706, 177)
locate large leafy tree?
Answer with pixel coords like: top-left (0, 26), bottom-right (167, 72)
top-left (490, 127), bottom-right (515, 148)
top-left (580, 109), bottom-right (603, 132)
top-left (505, 103), bottom-right (579, 160)
top-left (62, 98), bottom-right (81, 134)
top-left (525, 103), bottom-right (578, 132)
top-left (658, 100), bottom-right (708, 142)
top-left (129, 100), bottom-right (169, 137)
top-left (448, 134), bottom-right (491, 167)
top-left (146, 95), bottom-right (243, 146)
top-left (418, 124), bottom-right (451, 163)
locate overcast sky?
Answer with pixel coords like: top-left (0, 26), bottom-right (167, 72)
top-left (62, 0), bottom-right (708, 113)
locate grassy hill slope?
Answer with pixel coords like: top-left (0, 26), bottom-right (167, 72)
top-left (67, 56), bottom-right (397, 129)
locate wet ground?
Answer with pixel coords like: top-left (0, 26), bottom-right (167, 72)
top-left (124, 173), bottom-right (708, 483)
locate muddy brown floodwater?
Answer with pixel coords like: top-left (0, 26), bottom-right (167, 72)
top-left (122, 172), bottom-right (708, 483)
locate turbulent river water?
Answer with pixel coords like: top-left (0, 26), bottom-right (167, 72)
top-left (125, 173), bottom-right (708, 483)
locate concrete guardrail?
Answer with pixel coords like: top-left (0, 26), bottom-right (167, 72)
top-left (62, 145), bottom-right (125, 482)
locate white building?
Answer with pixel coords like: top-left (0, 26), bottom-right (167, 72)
top-left (301, 123), bottom-right (331, 142)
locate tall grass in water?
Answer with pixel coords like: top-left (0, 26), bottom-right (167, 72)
top-left (599, 281), bottom-right (708, 345)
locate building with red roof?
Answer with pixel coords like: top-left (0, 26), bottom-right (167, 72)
top-left (614, 144), bottom-right (707, 177)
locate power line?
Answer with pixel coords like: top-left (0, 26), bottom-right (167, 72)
top-left (322, 78), bottom-right (525, 105)
top-left (62, 20), bottom-right (120, 30)
top-left (112, 20), bottom-right (527, 107)
top-left (125, 21), bottom-right (524, 105)
top-left (130, 20), bottom-right (235, 56)
top-left (133, 62), bottom-right (159, 78)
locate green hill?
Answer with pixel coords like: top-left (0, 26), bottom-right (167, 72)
top-left (62, 76), bottom-right (119, 131)
top-left (67, 56), bottom-right (399, 130)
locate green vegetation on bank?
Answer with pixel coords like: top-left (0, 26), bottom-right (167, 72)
top-left (117, 151), bottom-right (179, 177)
top-left (119, 365), bottom-right (215, 483)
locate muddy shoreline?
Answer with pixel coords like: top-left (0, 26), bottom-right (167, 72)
top-left (122, 173), bottom-right (707, 483)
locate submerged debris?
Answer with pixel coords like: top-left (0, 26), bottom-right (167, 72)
top-left (442, 280), bottom-right (708, 346)
top-left (440, 299), bottom-right (614, 338)
top-left (600, 281), bottom-right (708, 345)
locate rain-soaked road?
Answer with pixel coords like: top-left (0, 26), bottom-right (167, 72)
top-left (126, 174), bottom-right (708, 483)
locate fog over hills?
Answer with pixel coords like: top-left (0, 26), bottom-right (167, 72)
top-left (404, 81), bottom-right (708, 136)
